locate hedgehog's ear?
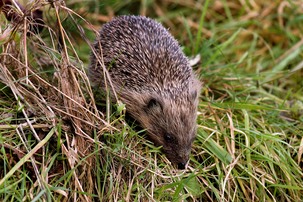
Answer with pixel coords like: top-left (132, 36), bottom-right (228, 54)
top-left (188, 78), bottom-right (201, 103)
top-left (189, 89), bottom-right (198, 101)
top-left (144, 98), bottom-right (162, 112)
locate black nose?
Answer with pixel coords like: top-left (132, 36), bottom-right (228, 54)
top-left (177, 162), bottom-right (186, 169)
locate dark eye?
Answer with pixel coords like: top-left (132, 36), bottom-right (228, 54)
top-left (164, 133), bottom-right (175, 143)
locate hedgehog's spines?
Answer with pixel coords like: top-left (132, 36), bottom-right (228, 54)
top-left (89, 15), bottom-right (201, 169)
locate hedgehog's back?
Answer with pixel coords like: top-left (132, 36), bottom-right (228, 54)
top-left (89, 15), bottom-right (192, 94)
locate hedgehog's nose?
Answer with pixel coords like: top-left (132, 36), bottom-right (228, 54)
top-left (177, 162), bottom-right (186, 169)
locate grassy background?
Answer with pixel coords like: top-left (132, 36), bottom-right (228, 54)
top-left (1, 0), bottom-right (303, 201)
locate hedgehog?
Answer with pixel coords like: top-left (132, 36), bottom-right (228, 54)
top-left (89, 15), bottom-right (201, 169)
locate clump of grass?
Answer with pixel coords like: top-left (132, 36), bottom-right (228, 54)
top-left (1, 0), bottom-right (303, 201)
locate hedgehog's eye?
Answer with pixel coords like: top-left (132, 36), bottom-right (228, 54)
top-left (164, 134), bottom-right (172, 142)
top-left (164, 133), bottom-right (175, 144)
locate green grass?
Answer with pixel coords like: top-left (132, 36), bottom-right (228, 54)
top-left (1, 0), bottom-right (303, 201)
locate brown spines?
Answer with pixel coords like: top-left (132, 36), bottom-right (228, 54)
top-left (89, 15), bottom-right (201, 169)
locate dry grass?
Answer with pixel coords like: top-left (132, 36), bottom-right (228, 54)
top-left (1, 0), bottom-right (303, 201)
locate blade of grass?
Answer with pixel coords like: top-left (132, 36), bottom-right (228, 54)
top-left (0, 126), bottom-right (56, 186)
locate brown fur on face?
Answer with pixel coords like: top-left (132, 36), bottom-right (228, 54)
top-left (89, 15), bottom-right (201, 169)
top-left (120, 80), bottom-right (200, 167)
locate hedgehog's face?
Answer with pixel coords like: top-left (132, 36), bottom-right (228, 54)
top-left (134, 84), bottom-right (200, 169)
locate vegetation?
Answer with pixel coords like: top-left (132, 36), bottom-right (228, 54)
top-left (0, 0), bottom-right (302, 201)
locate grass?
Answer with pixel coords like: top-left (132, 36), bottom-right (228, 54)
top-left (1, 0), bottom-right (303, 201)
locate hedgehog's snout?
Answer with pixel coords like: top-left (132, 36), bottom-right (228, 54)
top-left (176, 151), bottom-right (190, 169)
top-left (164, 148), bottom-right (190, 169)
top-left (168, 156), bottom-right (189, 170)
top-left (177, 161), bottom-right (187, 169)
